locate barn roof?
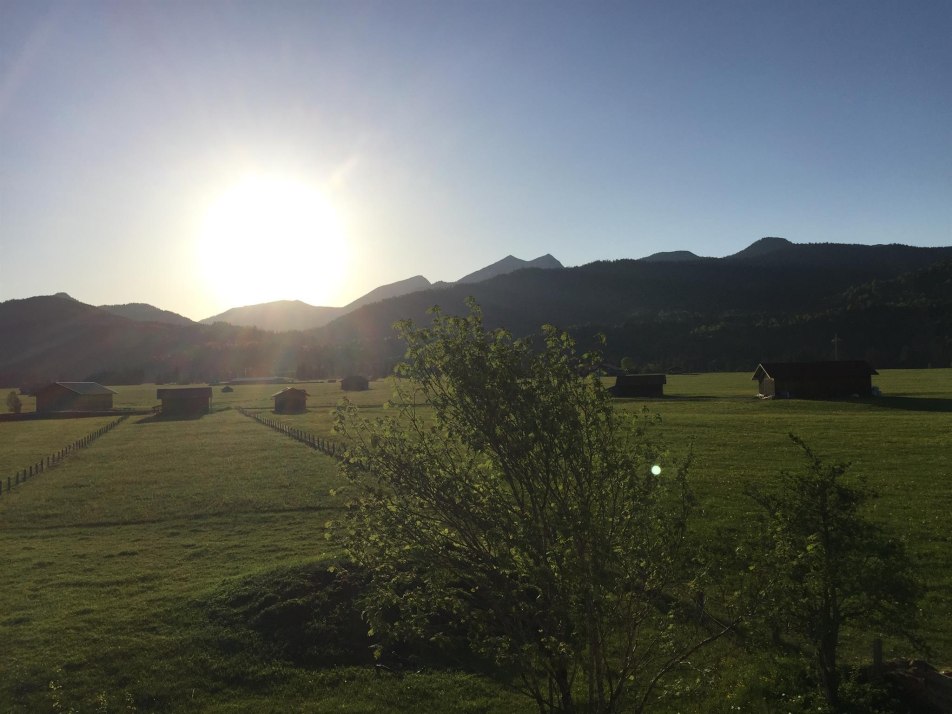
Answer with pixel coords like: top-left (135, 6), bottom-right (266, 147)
top-left (271, 387), bottom-right (309, 398)
top-left (752, 361), bottom-right (878, 381)
top-left (44, 382), bottom-right (116, 395)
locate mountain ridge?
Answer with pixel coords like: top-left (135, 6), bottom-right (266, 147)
top-left (3, 239), bottom-right (950, 385)
top-left (454, 254), bottom-right (563, 284)
top-left (100, 302), bottom-right (195, 326)
top-left (199, 254), bottom-right (562, 331)
top-left (309, 240), bottom-right (952, 371)
top-left (640, 250), bottom-right (705, 263)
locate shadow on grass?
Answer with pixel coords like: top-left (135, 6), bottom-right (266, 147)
top-left (660, 395), bottom-right (746, 402)
top-left (864, 396), bottom-right (952, 413)
top-left (612, 395), bottom-right (751, 402)
top-left (135, 412), bottom-right (208, 424)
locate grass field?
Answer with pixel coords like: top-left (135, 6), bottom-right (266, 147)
top-left (1, 370), bottom-right (949, 712)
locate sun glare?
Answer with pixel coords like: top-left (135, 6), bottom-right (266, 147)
top-left (197, 173), bottom-right (350, 308)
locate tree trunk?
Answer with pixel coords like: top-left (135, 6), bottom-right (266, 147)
top-left (555, 667), bottom-right (575, 713)
top-left (817, 634), bottom-right (840, 709)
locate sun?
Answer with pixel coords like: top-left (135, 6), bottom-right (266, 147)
top-left (197, 173), bottom-right (350, 308)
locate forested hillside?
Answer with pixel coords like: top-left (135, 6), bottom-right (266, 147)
top-left (307, 243), bottom-right (952, 374)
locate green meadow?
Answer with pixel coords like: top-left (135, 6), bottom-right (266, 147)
top-left (1, 371), bottom-right (950, 712)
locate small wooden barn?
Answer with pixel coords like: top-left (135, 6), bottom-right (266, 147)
top-left (35, 382), bottom-right (116, 413)
top-left (156, 387), bottom-right (212, 416)
top-left (752, 361), bottom-right (878, 399)
top-left (610, 374), bottom-right (667, 398)
top-left (272, 387), bottom-right (308, 414)
top-left (340, 375), bottom-right (369, 392)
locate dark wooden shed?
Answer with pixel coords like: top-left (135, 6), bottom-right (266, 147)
top-left (156, 387), bottom-right (212, 416)
top-left (610, 374), bottom-right (667, 398)
top-left (35, 382), bottom-right (115, 413)
top-left (272, 387), bottom-right (308, 414)
top-left (752, 361), bottom-right (878, 399)
top-left (340, 375), bottom-right (369, 392)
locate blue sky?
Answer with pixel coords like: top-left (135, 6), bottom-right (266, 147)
top-left (1, 0), bottom-right (950, 320)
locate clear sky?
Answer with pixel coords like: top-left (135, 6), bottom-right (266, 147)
top-left (1, 0), bottom-right (950, 321)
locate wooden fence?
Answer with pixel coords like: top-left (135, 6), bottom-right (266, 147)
top-left (236, 407), bottom-right (344, 459)
top-left (1, 415), bottom-right (128, 497)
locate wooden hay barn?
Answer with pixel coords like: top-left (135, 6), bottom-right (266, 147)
top-left (156, 387), bottom-right (212, 416)
top-left (752, 361), bottom-right (878, 399)
top-left (340, 375), bottom-right (369, 392)
top-left (35, 382), bottom-right (116, 413)
top-left (610, 374), bottom-right (666, 398)
top-left (272, 387), bottom-right (308, 414)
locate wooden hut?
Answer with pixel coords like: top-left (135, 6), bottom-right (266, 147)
top-left (35, 382), bottom-right (115, 413)
top-left (340, 375), bottom-right (369, 392)
top-left (609, 374), bottom-right (667, 398)
top-left (751, 361), bottom-right (877, 399)
top-left (272, 387), bottom-right (308, 414)
top-left (156, 387), bottom-right (212, 416)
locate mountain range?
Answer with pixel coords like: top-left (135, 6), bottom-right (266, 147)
top-left (2, 239), bottom-right (950, 387)
top-left (196, 254), bottom-right (562, 331)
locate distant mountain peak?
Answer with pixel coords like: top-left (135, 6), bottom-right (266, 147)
top-left (343, 274), bottom-right (432, 311)
top-left (726, 236), bottom-right (793, 260)
top-left (455, 254), bottom-right (563, 284)
top-left (640, 250), bottom-right (703, 263)
top-left (200, 300), bottom-right (339, 331)
top-left (99, 302), bottom-right (194, 325)
top-left (199, 275), bottom-right (432, 331)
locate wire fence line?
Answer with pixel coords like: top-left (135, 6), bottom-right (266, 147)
top-left (236, 407), bottom-right (344, 460)
top-left (1, 415), bottom-right (129, 498)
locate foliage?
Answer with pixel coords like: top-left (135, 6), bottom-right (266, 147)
top-left (745, 435), bottom-right (922, 709)
top-left (335, 301), bottom-right (733, 713)
top-left (7, 388), bottom-right (22, 413)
